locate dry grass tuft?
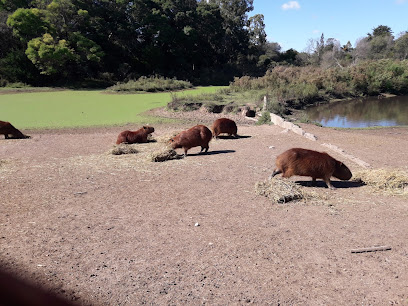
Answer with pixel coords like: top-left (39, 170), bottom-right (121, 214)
top-left (255, 178), bottom-right (305, 203)
top-left (108, 144), bottom-right (139, 155)
top-left (352, 168), bottom-right (408, 195)
top-left (148, 147), bottom-right (182, 162)
top-left (255, 178), bottom-right (327, 203)
top-left (155, 131), bottom-right (182, 143)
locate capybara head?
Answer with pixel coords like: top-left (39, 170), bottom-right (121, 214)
top-left (333, 161), bottom-right (352, 180)
top-left (142, 126), bottom-right (155, 134)
top-left (168, 135), bottom-right (180, 149)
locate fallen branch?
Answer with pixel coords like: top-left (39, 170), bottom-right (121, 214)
top-left (350, 246), bottom-right (392, 253)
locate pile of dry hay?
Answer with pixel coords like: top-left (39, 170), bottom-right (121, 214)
top-left (255, 178), bottom-right (307, 203)
top-left (108, 144), bottom-right (138, 155)
top-left (148, 147), bottom-right (182, 162)
top-left (352, 168), bottom-right (408, 195)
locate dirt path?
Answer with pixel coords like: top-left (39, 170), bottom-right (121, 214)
top-left (1, 118), bottom-right (408, 305)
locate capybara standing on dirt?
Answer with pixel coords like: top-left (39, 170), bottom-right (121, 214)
top-left (211, 118), bottom-right (238, 138)
top-left (116, 126), bottom-right (155, 144)
top-left (270, 148), bottom-right (352, 189)
top-left (169, 125), bottom-right (212, 157)
top-left (0, 121), bottom-right (30, 139)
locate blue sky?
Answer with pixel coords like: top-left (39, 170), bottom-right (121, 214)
top-left (251, 0), bottom-right (408, 52)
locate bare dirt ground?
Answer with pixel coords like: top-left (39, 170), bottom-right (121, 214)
top-left (1, 110), bottom-right (408, 305)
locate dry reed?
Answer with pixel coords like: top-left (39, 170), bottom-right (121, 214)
top-left (109, 144), bottom-right (138, 155)
top-left (352, 168), bottom-right (408, 195)
top-left (148, 147), bottom-right (182, 162)
top-left (255, 178), bottom-right (305, 203)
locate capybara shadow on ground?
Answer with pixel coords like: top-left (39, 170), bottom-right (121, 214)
top-left (295, 180), bottom-right (362, 189)
top-left (169, 125), bottom-right (212, 157)
top-left (116, 126), bottom-right (154, 144)
top-left (270, 148), bottom-right (352, 189)
top-left (0, 121), bottom-right (30, 139)
top-left (211, 118), bottom-right (238, 138)
top-left (185, 149), bottom-right (235, 156)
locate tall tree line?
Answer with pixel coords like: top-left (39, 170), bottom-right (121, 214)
top-left (0, 0), bottom-right (285, 86)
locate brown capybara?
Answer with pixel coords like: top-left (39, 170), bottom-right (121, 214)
top-left (211, 118), bottom-right (238, 138)
top-left (270, 148), bottom-right (352, 189)
top-left (168, 125), bottom-right (212, 157)
top-left (0, 121), bottom-right (30, 139)
top-left (116, 126), bottom-right (154, 144)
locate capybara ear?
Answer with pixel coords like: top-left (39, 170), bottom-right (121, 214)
top-left (143, 126), bottom-right (147, 129)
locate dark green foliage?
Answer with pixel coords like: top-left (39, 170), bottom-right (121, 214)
top-left (1, 0), bottom-right (272, 86)
top-left (256, 111), bottom-right (271, 125)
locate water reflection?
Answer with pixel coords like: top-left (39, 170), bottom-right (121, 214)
top-left (305, 95), bottom-right (408, 128)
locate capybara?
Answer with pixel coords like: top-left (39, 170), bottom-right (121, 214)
top-left (168, 125), bottom-right (212, 157)
top-left (116, 126), bottom-right (154, 144)
top-left (0, 121), bottom-right (30, 139)
top-left (270, 148), bottom-right (352, 189)
top-left (211, 118), bottom-right (238, 138)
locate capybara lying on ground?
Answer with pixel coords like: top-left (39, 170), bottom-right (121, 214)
top-left (0, 121), bottom-right (30, 139)
top-left (116, 126), bottom-right (154, 144)
top-left (270, 148), bottom-right (352, 189)
top-left (211, 118), bottom-right (238, 138)
top-left (169, 125), bottom-right (212, 157)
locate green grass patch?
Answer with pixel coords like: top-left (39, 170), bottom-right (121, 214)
top-left (0, 86), bottom-right (224, 129)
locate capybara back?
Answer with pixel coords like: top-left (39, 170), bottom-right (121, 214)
top-left (211, 118), bottom-right (238, 138)
top-left (169, 125), bottom-right (212, 156)
top-left (271, 148), bottom-right (352, 188)
top-left (116, 126), bottom-right (154, 144)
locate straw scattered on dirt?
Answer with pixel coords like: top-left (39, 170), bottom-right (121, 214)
top-left (108, 143), bottom-right (139, 155)
top-left (155, 131), bottom-right (182, 143)
top-left (255, 178), bottom-right (306, 203)
top-left (352, 168), bottom-right (408, 195)
top-left (148, 147), bottom-right (182, 162)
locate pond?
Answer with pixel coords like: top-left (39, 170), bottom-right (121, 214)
top-left (304, 95), bottom-right (408, 128)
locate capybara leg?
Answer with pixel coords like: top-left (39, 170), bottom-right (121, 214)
top-left (311, 178), bottom-right (317, 187)
top-left (4, 134), bottom-right (9, 139)
top-left (324, 178), bottom-right (335, 189)
top-left (269, 169), bottom-right (282, 179)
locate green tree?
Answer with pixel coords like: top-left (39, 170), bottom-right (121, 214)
top-left (25, 33), bottom-right (75, 75)
top-left (394, 32), bottom-right (408, 60)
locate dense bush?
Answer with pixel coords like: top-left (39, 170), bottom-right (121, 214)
top-left (108, 76), bottom-right (193, 93)
top-left (230, 59), bottom-right (408, 112)
top-left (167, 59), bottom-right (408, 115)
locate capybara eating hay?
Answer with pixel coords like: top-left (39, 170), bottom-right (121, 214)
top-left (211, 118), bottom-right (238, 138)
top-left (270, 148), bottom-right (352, 189)
top-left (168, 125), bottom-right (212, 157)
top-left (116, 126), bottom-right (154, 144)
top-left (0, 121), bottom-right (30, 139)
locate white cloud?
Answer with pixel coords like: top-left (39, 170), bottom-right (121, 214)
top-left (396, 0), bottom-right (407, 4)
top-left (312, 30), bottom-right (320, 34)
top-left (281, 1), bottom-right (301, 10)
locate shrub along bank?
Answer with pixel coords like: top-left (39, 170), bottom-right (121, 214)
top-left (167, 59), bottom-right (408, 116)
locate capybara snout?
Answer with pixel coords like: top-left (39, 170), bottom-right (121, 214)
top-left (116, 125), bottom-right (154, 144)
top-left (211, 118), bottom-right (238, 138)
top-left (169, 124), bottom-right (212, 157)
top-left (271, 148), bottom-right (352, 189)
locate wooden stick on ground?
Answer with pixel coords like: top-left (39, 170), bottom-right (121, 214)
top-left (351, 246), bottom-right (392, 253)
